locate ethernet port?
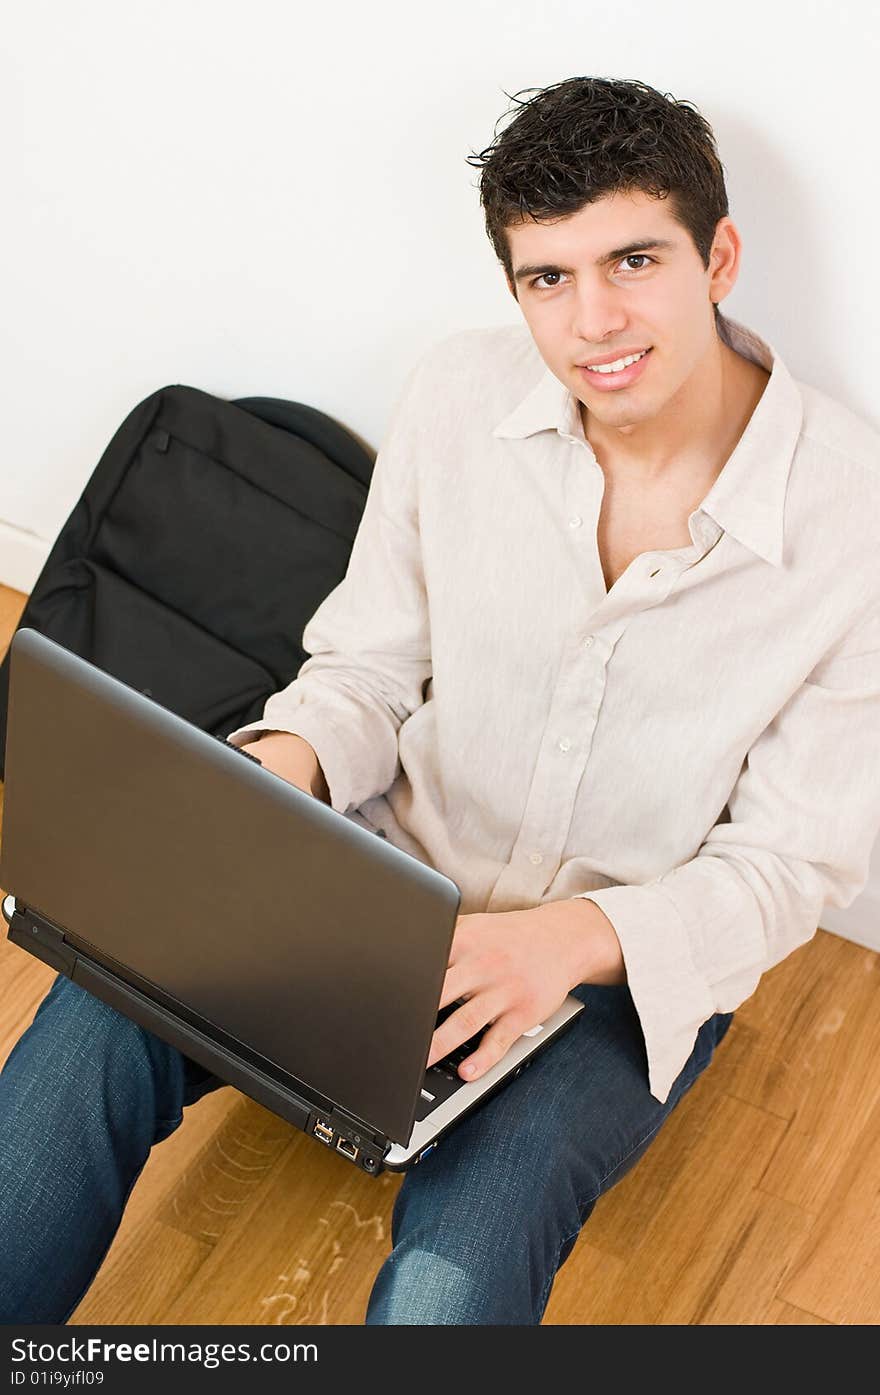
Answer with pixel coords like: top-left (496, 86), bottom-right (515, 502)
top-left (336, 1136), bottom-right (359, 1162)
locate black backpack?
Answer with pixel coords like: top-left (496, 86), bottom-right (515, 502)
top-left (0, 384), bottom-right (374, 778)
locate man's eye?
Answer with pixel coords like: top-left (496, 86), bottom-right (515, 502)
top-left (620, 254), bottom-right (653, 271)
top-left (532, 271), bottom-right (566, 289)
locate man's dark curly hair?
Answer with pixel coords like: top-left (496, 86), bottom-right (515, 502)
top-left (467, 76), bottom-right (729, 323)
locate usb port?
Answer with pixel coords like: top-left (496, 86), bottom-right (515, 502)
top-left (313, 1118), bottom-right (334, 1145)
top-left (336, 1136), bottom-right (359, 1162)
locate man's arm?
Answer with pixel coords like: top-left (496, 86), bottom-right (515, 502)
top-left (572, 595), bottom-right (880, 1103)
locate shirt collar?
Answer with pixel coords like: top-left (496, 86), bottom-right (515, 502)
top-left (491, 314), bottom-right (804, 568)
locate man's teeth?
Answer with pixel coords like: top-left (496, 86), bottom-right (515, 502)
top-left (585, 350), bottom-right (649, 374)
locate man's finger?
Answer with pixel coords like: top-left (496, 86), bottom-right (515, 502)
top-left (425, 991), bottom-right (503, 1071)
top-left (455, 1014), bottom-right (525, 1081)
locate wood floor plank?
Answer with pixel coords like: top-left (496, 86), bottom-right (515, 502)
top-left (161, 1133), bottom-right (403, 1324)
top-left (156, 1094), bottom-right (300, 1247)
top-left (756, 944), bottom-right (880, 1212)
top-left (708, 931), bottom-right (878, 1125)
top-left (70, 1221), bottom-right (214, 1326)
top-left (778, 1094), bottom-right (880, 1324)
top-left (659, 1190), bottom-right (815, 1324)
top-left (542, 1241), bottom-right (628, 1325)
top-left (586, 1094), bottom-right (788, 1324)
top-left (765, 1298), bottom-right (831, 1325)
top-left (0, 950), bottom-right (58, 1070)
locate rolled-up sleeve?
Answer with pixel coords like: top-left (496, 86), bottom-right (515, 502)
top-left (226, 359), bottom-right (432, 815)
top-left (576, 597), bottom-right (880, 1104)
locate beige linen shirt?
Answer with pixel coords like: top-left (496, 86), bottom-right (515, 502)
top-left (228, 313), bottom-right (880, 1104)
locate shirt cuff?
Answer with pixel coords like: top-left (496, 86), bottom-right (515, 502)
top-left (225, 711), bottom-right (357, 815)
top-left (573, 883), bottom-right (718, 1104)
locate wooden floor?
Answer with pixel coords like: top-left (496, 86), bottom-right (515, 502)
top-left (0, 581), bottom-right (877, 1326)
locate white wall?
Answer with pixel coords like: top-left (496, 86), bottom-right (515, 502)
top-left (3, 0), bottom-right (879, 945)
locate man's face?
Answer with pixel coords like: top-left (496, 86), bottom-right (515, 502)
top-left (505, 190), bottom-right (731, 439)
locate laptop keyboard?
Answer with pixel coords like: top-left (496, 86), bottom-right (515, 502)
top-left (415, 999), bottom-right (485, 1123)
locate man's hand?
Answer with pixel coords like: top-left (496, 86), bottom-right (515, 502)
top-left (425, 899), bottom-right (626, 1082)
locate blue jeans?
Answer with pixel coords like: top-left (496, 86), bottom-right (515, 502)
top-left (0, 970), bottom-right (733, 1324)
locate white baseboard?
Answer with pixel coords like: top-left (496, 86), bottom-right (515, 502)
top-left (0, 521), bottom-right (50, 594)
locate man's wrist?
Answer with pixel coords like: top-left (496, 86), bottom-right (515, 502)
top-left (235, 730), bottom-right (330, 804)
top-left (534, 896), bottom-right (627, 989)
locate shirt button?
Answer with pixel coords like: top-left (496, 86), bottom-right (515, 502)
top-left (529, 852), bottom-right (544, 865)
top-left (583, 635), bottom-right (594, 647)
top-left (558, 738), bottom-right (571, 752)
top-left (568, 515), bottom-right (583, 529)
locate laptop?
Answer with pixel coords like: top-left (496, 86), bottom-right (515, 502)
top-left (0, 628), bottom-right (585, 1173)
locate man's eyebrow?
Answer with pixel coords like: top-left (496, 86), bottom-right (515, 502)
top-left (512, 238), bottom-right (677, 283)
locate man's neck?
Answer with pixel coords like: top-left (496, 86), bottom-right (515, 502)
top-left (580, 340), bottom-right (770, 488)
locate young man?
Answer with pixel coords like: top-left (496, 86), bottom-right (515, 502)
top-left (2, 76), bottom-right (879, 1326)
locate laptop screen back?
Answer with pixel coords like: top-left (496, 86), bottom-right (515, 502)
top-left (0, 629), bottom-right (461, 1142)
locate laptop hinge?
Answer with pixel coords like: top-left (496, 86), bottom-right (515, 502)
top-left (7, 903), bottom-right (77, 977)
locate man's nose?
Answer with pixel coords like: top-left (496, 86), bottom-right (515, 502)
top-left (569, 280), bottom-right (628, 347)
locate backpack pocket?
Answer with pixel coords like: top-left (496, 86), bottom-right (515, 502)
top-left (24, 558), bottom-right (276, 736)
